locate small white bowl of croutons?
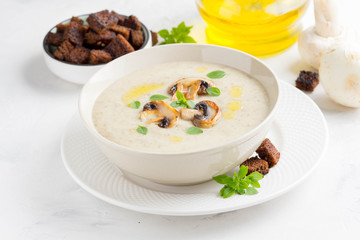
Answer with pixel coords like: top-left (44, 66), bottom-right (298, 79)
top-left (43, 10), bottom-right (152, 84)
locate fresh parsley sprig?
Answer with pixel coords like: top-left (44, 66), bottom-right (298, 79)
top-left (171, 91), bottom-right (195, 108)
top-left (213, 165), bottom-right (263, 198)
top-left (206, 87), bottom-right (221, 96)
top-left (150, 94), bottom-right (168, 101)
top-left (136, 125), bottom-right (148, 135)
top-left (207, 70), bottom-right (226, 79)
top-left (128, 101), bottom-right (140, 109)
top-left (186, 126), bottom-right (203, 135)
top-left (158, 22), bottom-right (196, 45)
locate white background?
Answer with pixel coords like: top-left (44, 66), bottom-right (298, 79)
top-left (1, 0), bottom-right (360, 239)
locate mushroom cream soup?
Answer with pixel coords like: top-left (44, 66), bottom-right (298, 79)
top-left (92, 61), bottom-right (269, 153)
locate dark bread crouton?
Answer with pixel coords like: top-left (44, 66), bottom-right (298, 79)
top-left (295, 71), bottom-right (319, 92)
top-left (69, 46), bottom-right (90, 64)
top-left (48, 18), bottom-right (85, 46)
top-left (84, 30), bottom-right (116, 48)
top-left (110, 10), bottom-right (125, 25)
top-left (130, 29), bottom-right (144, 49)
top-left (87, 10), bottom-right (118, 33)
top-left (256, 138), bottom-right (280, 168)
top-left (108, 25), bottom-right (130, 40)
top-left (48, 10), bottom-right (144, 65)
top-left (241, 156), bottom-right (269, 175)
top-left (63, 21), bottom-right (86, 46)
top-left (53, 40), bottom-right (74, 61)
top-left (70, 16), bottom-right (84, 25)
top-left (151, 31), bottom-right (158, 46)
top-left (124, 15), bottom-right (142, 30)
top-left (81, 25), bottom-right (89, 33)
top-left (55, 23), bottom-right (68, 34)
top-left (45, 32), bottom-right (63, 46)
top-left (89, 50), bottom-right (112, 64)
top-left (104, 34), bottom-right (134, 58)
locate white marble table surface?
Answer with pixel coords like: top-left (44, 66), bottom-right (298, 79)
top-left (1, 0), bottom-right (360, 239)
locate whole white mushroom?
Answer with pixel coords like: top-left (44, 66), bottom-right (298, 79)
top-left (320, 43), bottom-right (360, 108)
top-left (298, 0), bottom-right (354, 69)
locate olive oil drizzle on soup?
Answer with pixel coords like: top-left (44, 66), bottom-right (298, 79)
top-left (92, 61), bottom-right (269, 153)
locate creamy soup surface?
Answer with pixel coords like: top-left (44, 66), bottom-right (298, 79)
top-left (92, 61), bottom-right (270, 152)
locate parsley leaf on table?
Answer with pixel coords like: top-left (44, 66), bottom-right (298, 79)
top-left (158, 22), bottom-right (196, 45)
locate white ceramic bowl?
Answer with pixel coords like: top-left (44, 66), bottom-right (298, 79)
top-left (79, 44), bottom-right (280, 185)
top-left (43, 14), bottom-right (152, 85)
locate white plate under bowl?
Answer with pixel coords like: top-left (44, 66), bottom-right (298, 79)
top-left (61, 81), bottom-right (328, 216)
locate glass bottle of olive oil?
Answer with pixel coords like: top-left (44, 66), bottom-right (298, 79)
top-left (195, 0), bottom-right (309, 57)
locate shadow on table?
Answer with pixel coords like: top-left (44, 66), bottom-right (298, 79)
top-left (79, 188), bottom-right (308, 239)
top-left (22, 54), bottom-right (80, 93)
top-left (289, 59), bottom-right (314, 75)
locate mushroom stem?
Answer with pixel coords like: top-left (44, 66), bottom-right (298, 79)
top-left (298, 0), bottom-right (347, 69)
top-left (180, 109), bottom-right (202, 121)
top-left (314, 0), bottom-right (342, 38)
